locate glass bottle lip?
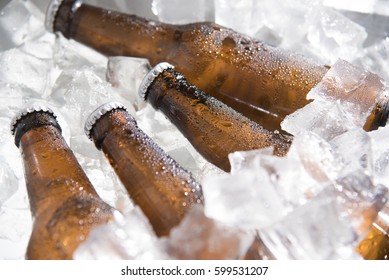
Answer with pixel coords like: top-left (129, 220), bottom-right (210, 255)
top-left (10, 104), bottom-right (57, 136)
top-left (139, 62), bottom-right (175, 100)
top-left (45, 0), bottom-right (82, 32)
top-left (84, 101), bottom-right (128, 140)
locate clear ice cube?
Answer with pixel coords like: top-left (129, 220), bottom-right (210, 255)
top-left (202, 168), bottom-right (286, 229)
top-left (162, 205), bottom-right (253, 259)
top-left (306, 7), bottom-right (368, 63)
top-left (259, 190), bottom-right (362, 260)
top-left (0, 0), bottom-right (45, 51)
top-left (74, 208), bottom-right (167, 260)
top-left (0, 48), bottom-right (51, 96)
top-left (330, 128), bottom-right (373, 176)
top-left (283, 59), bottom-right (386, 136)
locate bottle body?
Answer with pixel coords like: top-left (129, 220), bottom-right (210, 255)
top-left (141, 63), bottom-right (292, 172)
top-left (11, 107), bottom-right (114, 259)
top-left (85, 103), bottom-right (203, 237)
top-left (50, 0), bottom-right (332, 132)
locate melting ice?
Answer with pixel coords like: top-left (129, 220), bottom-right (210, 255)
top-left (0, 0), bottom-right (389, 259)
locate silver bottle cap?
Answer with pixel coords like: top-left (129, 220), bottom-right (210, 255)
top-left (10, 104), bottom-right (57, 135)
top-left (138, 62), bottom-right (174, 100)
top-left (45, 0), bottom-right (82, 32)
top-left (84, 102), bottom-right (128, 140)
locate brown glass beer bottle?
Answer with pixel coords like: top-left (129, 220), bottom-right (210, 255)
top-left (140, 62), bottom-right (292, 172)
top-left (356, 205), bottom-right (389, 260)
top-left (10, 105), bottom-right (115, 260)
top-left (84, 102), bottom-right (203, 237)
top-left (45, 0), bottom-right (334, 132)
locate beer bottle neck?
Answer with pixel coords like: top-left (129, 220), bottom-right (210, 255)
top-left (53, 0), bottom-right (181, 65)
top-left (15, 112), bottom-right (98, 216)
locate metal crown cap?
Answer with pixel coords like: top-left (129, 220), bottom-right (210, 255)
top-left (84, 102), bottom-right (128, 140)
top-left (138, 62), bottom-right (174, 100)
top-left (45, 0), bottom-right (82, 32)
top-left (10, 104), bottom-right (57, 135)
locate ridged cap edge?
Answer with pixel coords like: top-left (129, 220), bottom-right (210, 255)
top-left (10, 104), bottom-right (57, 135)
top-left (45, 0), bottom-right (63, 32)
top-left (45, 0), bottom-right (82, 32)
top-left (84, 102), bottom-right (128, 140)
top-left (138, 62), bottom-right (174, 100)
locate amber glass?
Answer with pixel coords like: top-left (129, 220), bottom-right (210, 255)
top-left (48, 0), bottom-right (335, 132)
top-left (356, 206), bottom-right (389, 260)
top-left (86, 103), bottom-right (203, 237)
top-left (141, 63), bottom-right (292, 172)
top-left (11, 108), bottom-right (114, 260)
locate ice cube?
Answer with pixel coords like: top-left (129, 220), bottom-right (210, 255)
top-left (0, 0), bottom-right (45, 51)
top-left (259, 190), bottom-right (362, 259)
top-left (355, 38), bottom-right (389, 82)
top-left (162, 205), bottom-right (253, 259)
top-left (283, 59), bottom-right (386, 135)
top-left (152, 0), bottom-right (213, 24)
top-left (74, 208), bottom-right (167, 260)
top-left (202, 168), bottom-right (286, 229)
top-left (0, 48), bottom-right (51, 96)
top-left (106, 56), bottom-right (150, 110)
top-left (306, 7), bottom-right (368, 63)
top-left (48, 66), bottom-right (133, 136)
top-left (281, 101), bottom-right (355, 141)
top-left (330, 128), bottom-right (373, 176)
top-left (290, 131), bottom-right (342, 183)
top-left (53, 34), bottom-right (108, 72)
top-left (334, 172), bottom-right (388, 235)
top-left (369, 125), bottom-right (389, 185)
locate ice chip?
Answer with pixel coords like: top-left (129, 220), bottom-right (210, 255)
top-left (74, 208), bottom-right (167, 260)
top-left (259, 190), bottom-right (362, 260)
top-left (202, 169), bottom-right (286, 229)
top-left (106, 56), bottom-right (151, 110)
top-left (162, 205), bottom-right (253, 259)
top-left (152, 0), bottom-right (213, 24)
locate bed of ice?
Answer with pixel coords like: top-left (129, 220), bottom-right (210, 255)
top-left (0, 0), bottom-right (388, 260)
